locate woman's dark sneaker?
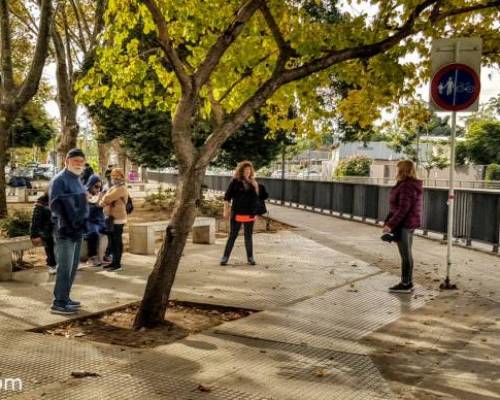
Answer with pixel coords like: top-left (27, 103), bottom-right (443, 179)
top-left (50, 305), bottom-right (78, 315)
top-left (247, 257), bottom-right (256, 266)
top-left (107, 265), bottom-right (122, 272)
top-left (220, 256), bottom-right (229, 266)
top-left (389, 282), bottom-right (414, 293)
top-left (68, 299), bottom-right (81, 308)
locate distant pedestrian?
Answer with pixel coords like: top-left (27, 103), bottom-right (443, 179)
top-left (221, 161), bottom-right (259, 266)
top-left (128, 168), bottom-right (139, 183)
top-left (85, 175), bottom-right (107, 267)
top-left (81, 163), bottom-right (94, 185)
top-left (103, 164), bottom-right (114, 191)
top-left (49, 148), bottom-right (89, 315)
top-left (30, 193), bottom-right (57, 275)
top-left (100, 168), bottom-right (129, 272)
top-left (383, 160), bottom-right (423, 293)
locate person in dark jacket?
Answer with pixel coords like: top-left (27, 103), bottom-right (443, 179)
top-left (384, 160), bottom-right (423, 293)
top-left (81, 163), bottom-right (94, 186)
top-left (49, 148), bottom-right (89, 315)
top-left (221, 161), bottom-right (260, 266)
top-left (103, 165), bottom-right (114, 191)
top-left (85, 175), bottom-right (107, 267)
top-left (30, 193), bottom-right (57, 275)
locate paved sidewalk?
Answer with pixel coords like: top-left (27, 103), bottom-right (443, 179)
top-left (0, 205), bottom-right (497, 399)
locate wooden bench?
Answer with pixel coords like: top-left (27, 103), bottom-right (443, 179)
top-left (128, 217), bottom-right (216, 255)
top-left (0, 236), bottom-right (41, 281)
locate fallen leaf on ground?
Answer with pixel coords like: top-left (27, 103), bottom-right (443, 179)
top-left (314, 369), bottom-right (328, 377)
top-left (71, 371), bottom-right (101, 378)
top-left (198, 384), bottom-right (212, 392)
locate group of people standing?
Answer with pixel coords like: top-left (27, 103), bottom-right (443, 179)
top-left (31, 152), bottom-right (423, 314)
top-left (30, 149), bottom-right (130, 315)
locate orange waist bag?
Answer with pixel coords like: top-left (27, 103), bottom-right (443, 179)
top-left (235, 214), bottom-right (256, 223)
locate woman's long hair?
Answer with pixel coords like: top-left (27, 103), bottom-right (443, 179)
top-left (396, 160), bottom-right (417, 181)
top-left (234, 161), bottom-right (255, 180)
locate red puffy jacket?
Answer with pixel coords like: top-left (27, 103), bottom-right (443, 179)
top-left (386, 178), bottom-right (423, 230)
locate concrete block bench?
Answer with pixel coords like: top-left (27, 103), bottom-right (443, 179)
top-left (128, 217), bottom-right (216, 255)
top-left (0, 236), bottom-right (41, 281)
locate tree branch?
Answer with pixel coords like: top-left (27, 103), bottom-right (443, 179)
top-left (194, 0), bottom-right (263, 90)
top-left (8, 6), bottom-right (39, 37)
top-left (141, 0), bottom-right (192, 91)
top-left (62, 11), bottom-right (74, 85)
top-left (15, 0), bottom-right (53, 107)
top-left (432, 0), bottom-right (500, 22)
top-left (198, 74), bottom-right (282, 166)
top-left (207, 85), bottom-right (224, 128)
top-left (218, 51), bottom-right (274, 102)
top-left (72, 0), bottom-right (92, 39)
top-left (281, 0), bottom-right (440, 85)
top-left (0, 0), bottom-right (15, 94)
top-left (90, 0), bottom-right (106, 49)
top-left (259, 3), bottom-right (297, 70)
top-left (67, 0), bottom-right (87, 54)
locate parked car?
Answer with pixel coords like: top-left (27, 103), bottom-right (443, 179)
top-left (33, 164), bottom-right (56, 180)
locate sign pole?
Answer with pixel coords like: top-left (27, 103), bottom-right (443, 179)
top-left (441, 42), bottom-right (460, 290)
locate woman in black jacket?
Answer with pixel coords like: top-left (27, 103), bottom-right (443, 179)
top-left (221, 161), bottom-right (260, 266)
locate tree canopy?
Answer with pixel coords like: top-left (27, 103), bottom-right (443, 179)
top-left (463, 119), bottom-right (500, 165)
top-left (78, 0), bottom-right (500, 140)
top-left (9, 101), bottom-right (56, 149)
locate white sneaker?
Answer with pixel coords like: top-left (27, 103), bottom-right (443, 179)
top-left (48, 266), bottom-right (57, 275)
top-left (86, 256), bottom-right (101, 268)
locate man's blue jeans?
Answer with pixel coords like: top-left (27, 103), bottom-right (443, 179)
top-left (53, 236), bottom-right (82, 307)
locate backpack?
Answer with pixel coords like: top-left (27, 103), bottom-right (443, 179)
top-left (254, 184), bottom-right (269, 215)
top-left (125, 196), bottom-right (134, 214)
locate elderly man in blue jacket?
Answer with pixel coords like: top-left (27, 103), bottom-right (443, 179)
top-left (49, 148), bottom-right (89, 315)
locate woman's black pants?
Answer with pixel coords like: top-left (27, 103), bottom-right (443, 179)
top-left (223, 217), bottom-right (254, 259)
top-left (397, 229), bottom-right (414, 285)
top-left (110, 224), bottom-right (124, 267)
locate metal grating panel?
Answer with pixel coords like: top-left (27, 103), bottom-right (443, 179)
top-left (129, 333), bottom-right (395, 400)
top-left (215, 273), bottom-right (437, 353)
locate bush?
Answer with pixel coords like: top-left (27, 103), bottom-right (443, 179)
top-left (485, 164), bottom-right (500, 181)
top-left (334, 155), bottom-right (372, 177)
top-left (144, 186), bottom-right (176, 210)
top-left (198, 195), bottom-right (224, 218)
top-left (0, 210), bottom-right (32, 238)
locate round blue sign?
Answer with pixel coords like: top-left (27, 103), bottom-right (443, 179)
top-left (431, 63), bottom-right (480, 111)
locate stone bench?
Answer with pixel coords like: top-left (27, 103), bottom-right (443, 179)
top-left (128, 217), bottom-right (216, 255)
top-left (0, 236), bottom-right (41, 281)
top-left (6, 188), bottom-right (46, 203)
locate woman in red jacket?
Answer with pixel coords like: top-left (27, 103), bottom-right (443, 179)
top-left (384, 160), bottom-right (423, 293)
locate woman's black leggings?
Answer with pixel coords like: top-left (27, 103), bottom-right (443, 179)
top-left (223, 217), bottom-right (254, 259)
top-left (87, 232), bottom-right (99, 258)
top-left (397, 229), bottom-right (414, 285)
top-left (110, 224), bottom-right (124, 267)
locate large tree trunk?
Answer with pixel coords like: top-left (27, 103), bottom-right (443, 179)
top-left (56, 104), bottom-right (79, 168)
top-left (134, 166), bottom-right (205, 328)
top-left (53, 27), bottom-right (79, 168)
top-left (97, 141), bottom-right (110, 175)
